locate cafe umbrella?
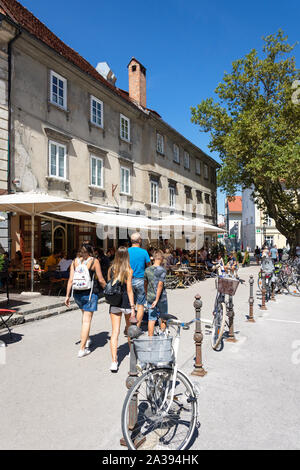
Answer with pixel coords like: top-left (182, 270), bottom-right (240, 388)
top-left (0, 192), bottom-right (100, 292)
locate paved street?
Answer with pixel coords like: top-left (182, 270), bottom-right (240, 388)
top-left (0, 264), bottom-right (299, 450)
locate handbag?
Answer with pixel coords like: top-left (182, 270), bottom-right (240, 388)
top-left (103, 278), bottom-right (122, 306)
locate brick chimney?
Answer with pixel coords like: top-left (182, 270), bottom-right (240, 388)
top-left (128, 58), bottom-right (146, 108)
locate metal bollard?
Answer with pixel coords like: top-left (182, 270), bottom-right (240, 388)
top-left (120, 325), bottom-right (145, 448)
top-left (225, 294), bottom-right (237, 342)
top-left (248, 274), bottom-right (255, 322)
top-left (260, 271), bottom-right (267, 310)
top-left (191, 294), bottom-right (207, 377)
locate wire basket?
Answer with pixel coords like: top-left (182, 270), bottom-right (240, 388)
top-left (217, 277), bottom-right (239, 296)
top-left (133, 336), bottom-right (173, 365)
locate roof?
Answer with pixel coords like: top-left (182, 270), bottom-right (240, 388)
top-left (0, 0), bottom-right (135, 107)
top-left (0, 0), bottom-right (219, 167)
top-left (227, 196), bottom-right (242, 213)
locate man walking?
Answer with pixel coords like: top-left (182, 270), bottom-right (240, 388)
top-left (128, 233), bottom-right (151, 326)
top-left (270, 245), bottom-right (278, 264)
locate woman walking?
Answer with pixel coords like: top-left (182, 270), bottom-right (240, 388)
top-left (108, 246), bottom-right (135, 372)
top-left (65, 243), bottom-right (106, 358)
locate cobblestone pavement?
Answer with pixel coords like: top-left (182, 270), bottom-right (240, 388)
top-left (0, 264), bottom-right (299, 450)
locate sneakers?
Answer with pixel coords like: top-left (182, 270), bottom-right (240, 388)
top-left (78, 348), bottom-right (91, 358)
top-left (110, 361), bottom-right (118, 372)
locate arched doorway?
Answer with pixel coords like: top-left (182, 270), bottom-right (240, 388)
top-left (53, 225), bottom-right (66, 253)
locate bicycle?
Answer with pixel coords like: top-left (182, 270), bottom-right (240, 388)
top-left (121, 313), bottom-right (200, 450)
top-left (210, 275), bottom-right (244, 351)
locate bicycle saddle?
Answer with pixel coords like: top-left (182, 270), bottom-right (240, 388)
top-left (160, 313), bottom-right (178, 321)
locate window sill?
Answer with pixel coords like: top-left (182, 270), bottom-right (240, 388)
top-left (119, 192), bottom-right (133, 199)
top-left (46, 176), bottom-right (70, 184)
top-left (173, 160), bottom-right (180, 165)
top-left (156, 150), bottom-right (165, 157)
top-left (89, 121), bottom-right (105, 136)
top-left (47, 101), bottom-right (70, 119)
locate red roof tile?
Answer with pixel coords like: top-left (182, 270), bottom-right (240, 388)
top-left (0, 0), bottom-right (138, 108)
top-left (227, 196), bottom-right (242, 212)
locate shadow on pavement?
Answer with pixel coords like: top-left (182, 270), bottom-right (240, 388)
top-left (90, 331), bottom-right (110, 351)
top-left (117, 342), bottom-right (130, 366)
top-left (0, 331), bottom-right (23, 345)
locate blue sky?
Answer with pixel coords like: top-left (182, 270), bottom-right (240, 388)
top-left (21, 0), bottom-right (300, 215)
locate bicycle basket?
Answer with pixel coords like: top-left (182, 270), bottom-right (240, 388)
top-left (133, 336), bottom-right (173, 365)
top-left (217, 277), bottom-right (239, 296)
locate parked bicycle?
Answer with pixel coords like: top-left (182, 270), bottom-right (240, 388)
top-left (121, 313), bottom-right (200, 450)
top-left (211, 275), bottom-right (244, 351)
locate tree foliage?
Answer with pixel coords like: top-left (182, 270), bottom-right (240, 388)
top-left (191, 30), bottom-right (300, 248)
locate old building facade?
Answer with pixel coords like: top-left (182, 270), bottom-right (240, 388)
top-left (0, 0), bottom-right (219, 257)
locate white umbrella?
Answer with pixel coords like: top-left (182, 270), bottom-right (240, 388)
top-left (0, 192), bottom-right (101, 291)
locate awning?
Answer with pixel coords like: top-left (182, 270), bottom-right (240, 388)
top-left (0, 192), bottom-right (100, 215)
top-left (49, 211), bottom-right (153, 230)
top-left (49, 211), bottom-right (224, 233)
top-left (0, 192), bottom-right (104, 291)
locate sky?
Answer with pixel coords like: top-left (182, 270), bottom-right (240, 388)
top-left (21, 0), bottom-right (300, 215)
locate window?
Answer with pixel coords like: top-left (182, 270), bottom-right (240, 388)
top-left (196, 190), bottom-right (202, 203)
top-left (157, 133), bottom-right (164, 154)
top-left (205, 193), bottom-right (210, 204)
top-left (204, 164), bottom-right (209, 179)
top-left (50, 71), bottom-right (67, 109)
top-left (266, 216), bottom-right (273, 226)
top-left (265, 235), bottom-right (274, 246)
top-left (173, 144), bottom-right (180, 163)
top-left (90, 155), bottom-right (103, 188)
top-left (195, 159), bottom-right (201, 175)
top-left (49, 141), bottom-right (67, 179)
top-left (169, 186), bottom-right (176, 208)
top-left (120, 114), bottom-right (130, 141)
top-left (150, 180), bottom-right (159, 205)
top-left (184, 151), bottom-right (190, 169)
top-left (90, 96), bottom-right (103, 127)
top-left (121, 166), bottom-right (130, 194)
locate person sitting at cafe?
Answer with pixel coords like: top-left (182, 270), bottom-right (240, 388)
top-left (213, 253), bottom-right (225, 275)
top-left (225, 252), bottom-right (238, 276)
top-left (181, 251), bottom-right (190, 266)
top-left (56, 252), bottom-right (73, 279)
top-left (199, 247), bottom-right (207, 263)
top-left (45, 251), bottom-right (61, 273)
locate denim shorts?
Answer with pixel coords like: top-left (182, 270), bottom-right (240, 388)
top-left (147, 300), bottom-right (168, 322)
top-left (132, 277), bottom-right (146, 305)
top-left (73, 292), bottom-right (99, 312)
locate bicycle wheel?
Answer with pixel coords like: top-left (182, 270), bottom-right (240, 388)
top-left (211, 300), bottom-right (226, 350)
top-left (121, 368), bottom-right (197, 450)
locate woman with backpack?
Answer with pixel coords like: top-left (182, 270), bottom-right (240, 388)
top-left (65, 243), bottom-right (106, 358)
top-left (106, 246), bottom-right (135, 372)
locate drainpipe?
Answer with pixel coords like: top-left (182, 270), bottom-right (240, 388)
top-left (7, 28), bottom-right (22, 256)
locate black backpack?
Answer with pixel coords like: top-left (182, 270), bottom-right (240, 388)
top-left (103, 278), bottom-right (122, 306)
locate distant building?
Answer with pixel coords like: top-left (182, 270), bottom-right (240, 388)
top-left (242, 188), bottom-right (287, 250)
top-left (225, 196), bottom-right (242, 250)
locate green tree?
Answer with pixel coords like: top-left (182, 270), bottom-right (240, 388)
top-left (191, 31), bottom-right (300, 251)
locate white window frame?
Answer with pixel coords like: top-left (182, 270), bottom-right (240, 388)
top-left (50, 70), bottom-right (67, 110)
top-left (121, 166), bottom-right (131, 195)
top-left (195, 159), bottom-right (201, 175)
top-left (173, 144), bottom-right (180, 163)
top-left (48, 140), bottom-right (67, 180)
top-left (157, 133), bottom-right (164, 154)
top-left (150, 180), bottom-right (159, 206)
top-left (169, 186), bottom-right (176, 209)
top-left (204, 163), bottom-right (209, 179)
top-left (90, 96), bottom-right (103, 128)
top-left (90, 155), bottom-right (104, 188)
top-left (120, 114), bottom-right (130, 142)
top-left (184, 151), bottom-right (190, 169)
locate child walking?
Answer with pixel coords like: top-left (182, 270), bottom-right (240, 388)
top-left (144, 250), bottom-right (168, 337)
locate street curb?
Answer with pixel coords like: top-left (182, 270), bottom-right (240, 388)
top-left (0, 298), bottom-right (107, 331)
